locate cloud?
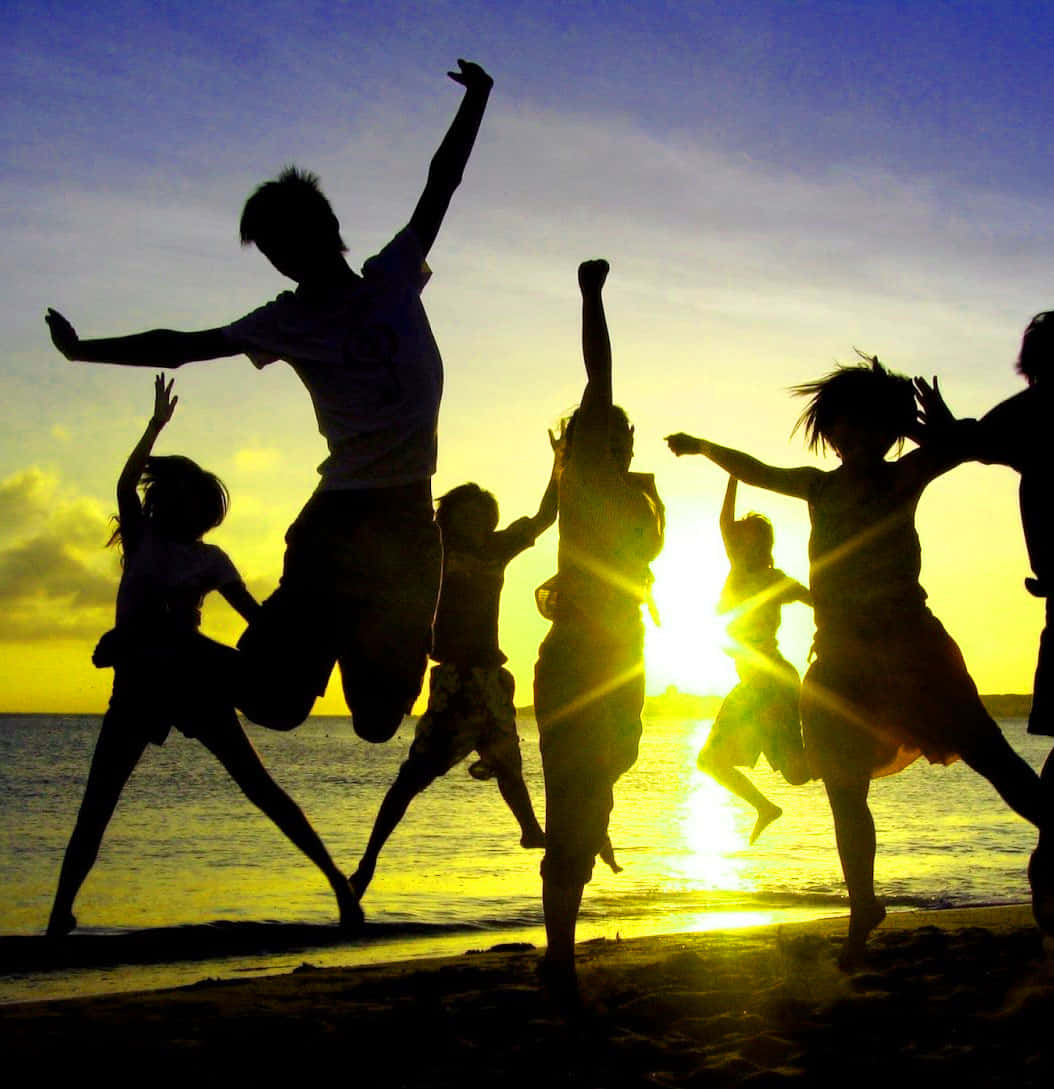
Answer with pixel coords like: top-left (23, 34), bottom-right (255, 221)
top-left (0, 468), bottom-right (117, 644)
top-left (234, 447), bottom-right (282, 472)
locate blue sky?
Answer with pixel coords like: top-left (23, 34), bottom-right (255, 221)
top-left (3, 1), bottom-right (1052, 709)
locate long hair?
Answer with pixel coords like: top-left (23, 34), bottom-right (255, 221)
top-left (791, 351), bottom-right (917, 455)
top-left (108, 455), bottom-right (229, 553)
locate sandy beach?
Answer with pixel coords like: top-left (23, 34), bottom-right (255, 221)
top-left (2, 905), bottom-right (1052, 1086)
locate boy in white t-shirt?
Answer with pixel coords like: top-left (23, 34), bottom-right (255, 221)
top-left (47, 60), bottom-right (494, 743)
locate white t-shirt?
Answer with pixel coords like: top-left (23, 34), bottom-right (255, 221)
top-left (224, 228), bottom-right (442, 491)
top-left (115, 528), bottom-right (240, 632)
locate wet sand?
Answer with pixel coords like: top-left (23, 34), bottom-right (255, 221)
top-left (2, 905), bottom-right (1052, 1086)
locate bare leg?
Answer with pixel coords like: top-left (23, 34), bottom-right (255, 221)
top-left (495, 772), bottom-right (545, 848)
top-left (1032, 746), bottom-right (1054, 933)
top-left (824, 777), bottom-right (884, 970)
top-left (198, 713), bottom-right (362, 930)
top-left (48, 713), bottom-right (148, 936)
top-left (350, 759), bottom-right (438, 898)
top-left (541, 877), bottom-right (585, 1003)
top-left (598, 836), bottom-right (622, 873)
top-left (699, 749), bottom-right (782, 844)
top-left (959, 728), bottom-right (1046, 829)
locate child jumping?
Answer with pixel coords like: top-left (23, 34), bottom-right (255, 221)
top-left (696, 476), bottom-right (811, 844)
top-left (48, 376), bottom-right (358, 935)
top-left (349, 442), bottom-right (561, 899)
top-left (667, 354), bottom-right (1048, 967)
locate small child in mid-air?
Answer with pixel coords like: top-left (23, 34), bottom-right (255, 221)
top-left (349, 438), bottom-right (561, 900)
top-left (48, 376), bottom-right (358, 936)
top-left (697, 476), bottom-right (811, 844)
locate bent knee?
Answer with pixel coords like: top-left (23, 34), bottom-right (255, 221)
top-left (351, 704), bottom-right (406, 743)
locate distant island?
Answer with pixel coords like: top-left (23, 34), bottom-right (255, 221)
top-left (516, 687), bottom-right (1034, 720)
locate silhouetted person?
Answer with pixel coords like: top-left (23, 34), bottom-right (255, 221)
top-left (695, 476), bottom-right (811, 844)
top-left (46, 59), bottom-right (494, 746)
top-left (917, 312), bottom-right (1054, 932)
top-left (534, 261), bottom-right (665, 1000)
top-left (668, 354), bottom-right (1048, 968)
top-left (48, 377), bottom-right (359, 937)
top-left (349, 444), bottom-right (562, 899)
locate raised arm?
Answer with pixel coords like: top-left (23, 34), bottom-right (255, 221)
top-left (408, 59), bottom-right (493, 258)
top-left (46, 309), bottom-right (236, 367)
top-left (570, 258), bottom-right (617, 469)
top-left (116, 374), bottom-right (178, 551)
top-left (523, 426), bottom-right (564, 537)
top-left (719, 476), bottom-right (737, 558)
top-left (665, 433), bottom-right (820, 499)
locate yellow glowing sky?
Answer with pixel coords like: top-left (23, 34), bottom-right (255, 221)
top-left (2, 4), bottom-right (1049, 712)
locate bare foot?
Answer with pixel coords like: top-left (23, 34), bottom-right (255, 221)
top-left (520, 827), bottom-right (545, 849)
top-left (335, 878), bottom-right (364, 932)
top-left (598, 838), bottom-right (622, 874)
top-left (347, 862), bottom-right (373, 906)
top-left (1029, 846), bottom-right (1054, 935)
top-left (749, 803), bottom-right (783, 845)
top-left (839, 899), bottom-right (886, 971)
top-left (46, 909), bottom-right (76, 937)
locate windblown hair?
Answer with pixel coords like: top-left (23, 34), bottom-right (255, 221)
top-left (436, 483), bottom-right (499, 538)
top-left (1017, 311), bottom-right (1054, 384)
top-left (108, 456), bottom-right (229, 552)
top-left (791, 352), bottom-right (917, 455)
top-left (728, 513), bottom-right (774, 566)
top-left (239, 166), bottom-right (347, 252)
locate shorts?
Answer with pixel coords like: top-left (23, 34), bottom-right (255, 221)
top-left (802, 609), bottom-right (1002, 783)
top-left (534, 620), bottom-right (644, 888)
top-left (702, 654), bottom-right (802, 772)
top-left (237, 484), bottom-right (442, 738)
top-left (106, 633), bottom-right (239, 746)
top-left (405, 663), bottom-right (523, 779)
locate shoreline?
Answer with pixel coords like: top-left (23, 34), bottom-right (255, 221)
top-left (3, 905), bottom-right (1051, 1085)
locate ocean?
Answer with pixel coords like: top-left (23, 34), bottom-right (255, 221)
top-left (0, 712), bottom-right (1047, 1004)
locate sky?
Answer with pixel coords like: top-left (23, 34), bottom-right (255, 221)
top-left (2, 0), bottom-right (1052, 712)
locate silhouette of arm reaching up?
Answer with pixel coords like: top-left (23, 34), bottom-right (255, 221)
top-left (116, 374), bottom-right (178, 554)
top-left (665, 432), bottom-right (820, 499)
top-left (719, 476), bottom-right (737, 560)
top-left (574, 259), bottom-right (617, 474)
top-left (409, 59), bottom-right (493, 258)
top-left (46, 308), bottom-right (236, 368)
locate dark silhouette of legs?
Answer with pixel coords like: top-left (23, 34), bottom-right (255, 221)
top-left (698, 746), bottom-right (783, 845)
top-left (824, 777), bottom-right (884, 970)
top-left (495, 771), bottom-right (545, 848)
top-left (350, 759), bottom-right (438, 898)
top-left (197, 712), bottom-right (362, 929)
top-left (48, 712), bottom-right (149, 936)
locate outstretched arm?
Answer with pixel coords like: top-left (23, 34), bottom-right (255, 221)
top-left (116, 374), bottom-right (178, 551)
top-left (719, 476), bottom-right (737, 558)
top-left (46, 309), bottom-right (236, 367)
top-left (665, 432), bottom-right (820, 499)
top-left (408, 59), bottom-right (493, 258)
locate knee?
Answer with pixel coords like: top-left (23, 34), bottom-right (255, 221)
top-left (351, 702), bottom-right (406, 743)
top-left (238, 692), bottom-right (312, 732)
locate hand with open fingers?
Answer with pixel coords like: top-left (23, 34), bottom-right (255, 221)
top-left (152, 373), bottom-right (178, 428)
